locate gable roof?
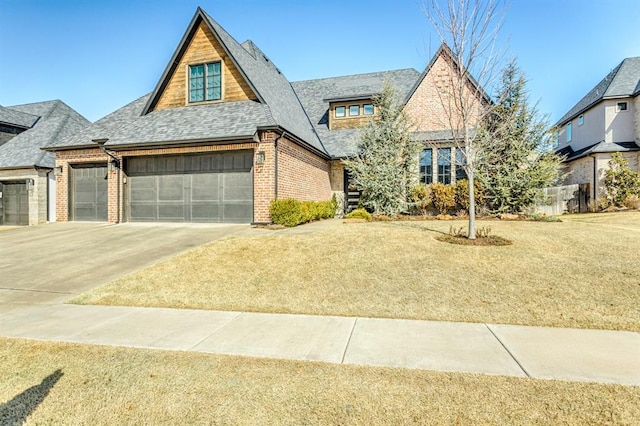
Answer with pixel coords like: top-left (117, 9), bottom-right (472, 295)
top-left (141, 7), bottom-right (325, 156)
top-left (403, 43), bottom-right (492, 107)
top-left (292, 68), bottom-right (420, 158)
top-left (556, 57), bottom-right (640, 126)
top-left (0, 100), bottom-right (90, 169)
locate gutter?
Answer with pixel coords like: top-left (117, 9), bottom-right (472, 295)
top-left (43, 135), bottom-right (258, 152)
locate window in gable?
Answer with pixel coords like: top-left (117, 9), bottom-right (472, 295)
top-left (578, 114), bottom-right (584, 125)
top-left (566, 123), bottom-right (572, 142)
top-left (363, 104), bottom-right (374, 115)
top-left (617, 101), bottom-right (628, 112)
top-left (335, 106), bottom-right (346, 118)
top-left (349, 105), bottom-right (360, 116)
top-left (189, 62), bottom-right (221, 103)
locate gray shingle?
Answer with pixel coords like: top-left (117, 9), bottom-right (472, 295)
top-left (556, 57), bottom-right (640, 126)
top-left (0, 105), bottom-right (40, 128)
top-left (292, 69), bottom-right (420, 157)
top-left (49, 94), bottom-right (274, 149)
top-left (0, 100), bottom-right (90, 169)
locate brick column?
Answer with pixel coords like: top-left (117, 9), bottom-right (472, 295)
top-left (253, 132), bottom-right (277, 223)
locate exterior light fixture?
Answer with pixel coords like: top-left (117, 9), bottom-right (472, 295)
top-left (256, 151), bottom-right (266, 165)
top-left (54, 166), bottom-right (63, 176)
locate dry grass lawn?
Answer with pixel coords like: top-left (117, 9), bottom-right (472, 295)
top-left (1, 338), bottom-right (638, 425)
top-left (72, 211), bottom-right (640, 331)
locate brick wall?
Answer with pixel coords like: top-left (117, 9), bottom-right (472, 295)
top-left (277, 136), bottom-right (331, 203)
top-left (404, 52), bottom-right (481, 133)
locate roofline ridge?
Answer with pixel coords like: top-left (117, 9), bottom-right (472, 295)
top-left (292, 68), bottom-right (420, 84)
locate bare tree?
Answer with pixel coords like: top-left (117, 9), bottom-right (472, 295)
top-left (422, 0), bottom-right (507, 238)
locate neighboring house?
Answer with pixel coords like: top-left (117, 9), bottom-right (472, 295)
top-left (0, 101), bottom-right (90, 225)
top-left (45, 7), bottom-right (484, 224)
top-left (555, 57), bottom-right (640, 199)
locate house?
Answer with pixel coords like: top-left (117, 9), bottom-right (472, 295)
top-left (45, 7), bottom-right (484, 224)
top-left (0, 101), bottom-right (90, 225)
top-left (555, 57), bottom-right (640, 199)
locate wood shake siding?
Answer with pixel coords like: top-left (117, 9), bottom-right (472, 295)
top-left (154, 21), bottom-right (257, 110)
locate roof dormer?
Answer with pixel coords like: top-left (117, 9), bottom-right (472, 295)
top-left (326, 95), bottom-right (377, 130)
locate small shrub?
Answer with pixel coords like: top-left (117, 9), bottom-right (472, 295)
top-left (270, 198), bottom-right (303, 227)
top-left (409, 184), bottom-right (433, 215)
top-left (603, 153), bottom-right (640, 206)
top-left (270, 198), bottom-right (336, 227)
top-left (430, 183), bottom-right (456, 214)
top-left (622, 195), bottom-right (640, 210)
top-left (475, 226), bottom-right (492, 238)
top-left (345, 208), bottom-right (372, 221)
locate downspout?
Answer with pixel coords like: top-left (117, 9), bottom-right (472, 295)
top-left (93, 138), bottom-right (121, 224)
top-left (591, 154), bottom-right (597, 201)
top-left (46, 169), bottom-right (50, 222)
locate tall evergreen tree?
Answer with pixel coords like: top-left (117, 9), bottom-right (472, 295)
top-left (343, 82), bottom-right (421, 215)
top-left (477, 60), bottom-right (564, 213)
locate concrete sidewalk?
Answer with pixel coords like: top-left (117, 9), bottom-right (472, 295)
top-left (2, 304), bottom-right (638, 386)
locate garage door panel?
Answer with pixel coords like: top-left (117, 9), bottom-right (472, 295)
top-left (71, 165), bottom-right (108, 221)
top-left (2, 183), bottom-right (29, 226)
top-left (127, 152), bottom-right (252, 223)
top-left (192, 174), bottom-right (220, 201)
top-left (158, 175), bottom-right (185, 201)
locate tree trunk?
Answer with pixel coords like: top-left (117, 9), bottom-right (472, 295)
top-left (468, 168), bottom-right (477, 240)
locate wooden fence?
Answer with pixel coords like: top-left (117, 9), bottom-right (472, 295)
top-left (534, 183), bottom-right (590, 215)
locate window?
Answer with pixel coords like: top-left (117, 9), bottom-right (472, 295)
top-left (363, 104), bottom-right (374, 115)
top-left (189, 62), bottom-right (221, 102)
top-left (578, 115), bottom-right (584, 125)
top-left (437, 148), bottom-right (451, 184)
top-left (335, 106), bottom-right (346, 118)
top-left (617, 102), bottom-right (628, 112)
top-left (566, 123), bottom-right (572, 142)
top-left (455, 148), bottom-right (467, 181)
top-left (419, 149), bottom-right (433, 184)
top-left (349, 105), bottom-right (360, 116)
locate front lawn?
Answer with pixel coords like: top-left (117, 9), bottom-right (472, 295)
top-left (1, 338), bottom-right (638, 425)
top-left (72, 212), bottom-right (640, 331)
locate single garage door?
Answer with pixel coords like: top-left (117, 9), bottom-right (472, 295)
top-left (1, 182), bottom-right (29, 225)
top-left (126, 151), bottom-right (253, 223)
top-left (70, 164), bottom-right (108, 221)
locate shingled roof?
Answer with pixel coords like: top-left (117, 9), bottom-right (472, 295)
top-left (292, 69), bottom-right (420, 157)
top-left (47, 94), bottom-right (274, 150)
top-left (136, 8), bottom-right (326, 156)
top-left (0, 105), bottom-right (41, 129)
top-left (556, 57), bottom-right (640, 126)
top-left (0, 100), bottom-right (90, 169)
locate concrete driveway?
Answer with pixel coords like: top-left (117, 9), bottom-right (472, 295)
top-left (0, 222), bottom-right (246, 313)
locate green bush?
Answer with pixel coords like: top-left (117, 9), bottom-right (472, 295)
top-left (345, 208), bottom-right (372, 221)
top-left (603, 153), bottom-right (640, 206)
top-left (455, 179), bottom-right (485, 211)
top-left (270, 198), bottom-right (336, 227)
top-left (429, 183), bottom-right (456, 214)
top-left (409, 184), bottom-right (433, 215)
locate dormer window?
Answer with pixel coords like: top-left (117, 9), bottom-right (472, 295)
top-left (363, 104), bottom-right (374, 115)
top-left (189, 62), bottom-right (221, 103)
top-left (349, 105), bottom-right (360, 116)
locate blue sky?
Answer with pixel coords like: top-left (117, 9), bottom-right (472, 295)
top-left (1, 0), bottom-right (638, 123)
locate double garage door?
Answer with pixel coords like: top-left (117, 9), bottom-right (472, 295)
top-left (126, 151), bottom-right (253, 223)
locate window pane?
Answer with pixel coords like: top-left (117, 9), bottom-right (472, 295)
top-left (363, 104), bottom-right (374, 115)
top-left (438, 148), bottom-right (451, 184)
top-left (567, 123), bottom-right (572, 142)
top-left (455, 148), bottom-right (466, 181)
top-left (205, 62), bottom-right (222, 101)
top-left (189, 65), bottom-right (204, 103)
top-left (349, 105), bottom-right (360, 116)
top-left (420, 149), bottom-right (433, 184)
top-left (335, 106), bottom-right (346, 118)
